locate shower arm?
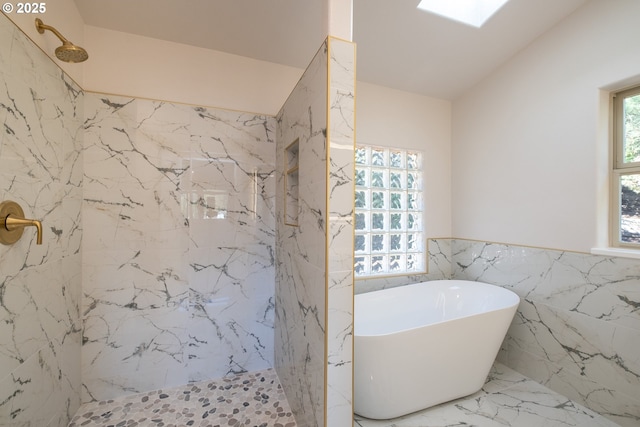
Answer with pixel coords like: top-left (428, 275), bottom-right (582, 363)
top-left (35, 18), bottom-right (72, 45)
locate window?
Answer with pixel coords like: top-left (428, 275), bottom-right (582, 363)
top-left (354, 145), bottom-right (424, 277)
top-left (613, 85), bottom-right (640, 247)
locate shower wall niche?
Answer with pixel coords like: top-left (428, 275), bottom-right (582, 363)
top-left (285, 138), bottom-right (300, 226)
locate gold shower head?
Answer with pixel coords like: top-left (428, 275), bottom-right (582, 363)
top-left (35, 18), bottom-right (88, 63)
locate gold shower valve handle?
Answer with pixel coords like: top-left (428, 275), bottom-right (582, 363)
top-left (0, 201), bottom-right (43, 245)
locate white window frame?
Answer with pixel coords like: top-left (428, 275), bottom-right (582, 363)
top-left (354, 144), bottom-right (426, 277)
top-left (611, 85), bottom-right (640, 249)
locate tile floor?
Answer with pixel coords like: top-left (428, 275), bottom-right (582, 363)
top-left (354, 363), bottom-right (620, 427)
top-left (69, 363), bottom-right (620, 427)
top-left (68, 369), bottom-right (296, 427)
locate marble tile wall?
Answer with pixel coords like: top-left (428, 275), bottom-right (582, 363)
top-left (275, 40), bottom-right (329, 427)
top-left (0, 13), bottom-right (83, 427)
top-left (325, 37), bottom-right (356, 427)
top-left (451, 239), bottom-right (640, 427)
top-left (275, 37), bottom-right (356, 427)
top-left (354, 238), bottom-right (452, 295)
top-left (82, 93), bottom-right (276, 403)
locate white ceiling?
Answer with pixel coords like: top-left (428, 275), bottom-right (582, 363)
top-left (74, 0), bottom-right (590, 100)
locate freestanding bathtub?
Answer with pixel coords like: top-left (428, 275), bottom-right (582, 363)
top-left (354, 280), bottom-right (520, 420)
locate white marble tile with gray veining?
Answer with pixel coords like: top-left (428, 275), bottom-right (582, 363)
top-left (451, 239), bottom-right (640, 426)
top-left (1, 13), bottom-right (83, 427)
top-left (355, 238), bottom-right (451, 294)
top-left (326, 37), bottom-right (356, 427)
top-left (275, 39), bottom-right (329, 427)
top-left (452, 240), bottom-right (640, 330)
top-left (354, 363), bottom-right (620, 427)
top-left (82, 93), bottom-right (276, 403)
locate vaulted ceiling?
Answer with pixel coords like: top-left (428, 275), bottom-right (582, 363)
top-left (74, 0), bottom-right (590, 99)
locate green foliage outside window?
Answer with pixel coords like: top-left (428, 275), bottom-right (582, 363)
top-left (624, 94), bottom-right (640, 164)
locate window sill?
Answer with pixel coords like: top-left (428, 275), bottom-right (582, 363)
top-left (591, 247), bottom-right (640, 259)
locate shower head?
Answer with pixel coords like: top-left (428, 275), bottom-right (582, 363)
top-left (35, 18), bottom-right (88, 63)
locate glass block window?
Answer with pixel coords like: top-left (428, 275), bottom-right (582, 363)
top-left (354, 145), bottom-right (424, 277)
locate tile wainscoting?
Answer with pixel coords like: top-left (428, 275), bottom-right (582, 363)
top-left (357, 238), bottom-right (640, 427)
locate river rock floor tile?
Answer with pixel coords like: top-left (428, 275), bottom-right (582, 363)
top-left (68, 369), bottom-right (296, 427)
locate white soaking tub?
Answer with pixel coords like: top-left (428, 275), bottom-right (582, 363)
top-left (354, 280), bottom-right (520, 420)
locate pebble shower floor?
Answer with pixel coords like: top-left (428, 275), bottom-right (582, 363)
top-left (68, 369), bottom-right (296, 427)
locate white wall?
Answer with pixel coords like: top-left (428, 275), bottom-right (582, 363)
top-left (83, 26), bottom-right (302, 116)
top-left (452, 0), bottom-right (640, 253)
top-left (356, 81), bottom-right (452, 240)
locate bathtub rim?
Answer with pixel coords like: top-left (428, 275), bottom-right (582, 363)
top-left (354, 279), bottom-right (520, 338)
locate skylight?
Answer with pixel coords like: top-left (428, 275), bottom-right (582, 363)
top-left (417, 0), bottom-right (511, 28)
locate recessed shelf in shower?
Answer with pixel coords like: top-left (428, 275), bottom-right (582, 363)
top-left (285, 139), bottom-right (299, 226)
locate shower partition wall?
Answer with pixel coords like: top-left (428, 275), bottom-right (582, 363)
top-left (275, 37), bottom-right (356, 427)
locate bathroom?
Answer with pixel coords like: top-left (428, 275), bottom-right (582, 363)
top-left (1, 0), bottom-right (639, 426)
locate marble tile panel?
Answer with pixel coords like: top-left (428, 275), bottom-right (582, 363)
top-left (451, 239), bottom-right (640, 425)
top-left (82, 91), bottom-right (276, 404)
top-left (82, 247), bottom-right (189, 307)
top-left (452, 240), bottom-right (640, 331)
top-left (276, 253), bottom-right (327, 359)
top-left (84, 97), bottom-right (161, 185)
top-left (505, 298), bottom-right (640, 424)
top-left (188, 251), bottom-right (274, 302)
top-left (355, 238), bottom-right (452, 294)
top-left (4, 23), bottom-right (38, 88)
top-left (188, 160), bottom-right (275, 247)
top-left (191, 108), bottom-right (276, 168)
top-left (0, 328), bottom-right (81, 427)
top-left (0, 260), bottom-right (76, 380)
top-left (326, 270), bottom-right (354, 426)
top-left (0, 344), bottom-right (57, 426)
top-left (452, 240), bottom-right (538, 291)
top-left (82, 305), bottom-right (190, 402)
top-left (504, 341), bottom-right (639, 427)
top-left (61, 195), bottom-right (83, 258)
top-left (354, 363), bottom-right (619, 427)
top-left (295, 153), bottom-right (328, 270)
top-left (326, 37), bottom-right (356, 427)
top-left (328, 38), bottom-right (356, 148)
top-left (82, 185), bottom-right (189, 251)
top-left (275, 39), bottom-right (329, 427)
top-left (274, 255), bottom-right (326, 426)
top-left (0, 15), bottom-right (12, 67)
top-left (186, 301), bottom-right (274, 383)
top-left (135, 99), bottom-right (193, 137)
top-left (0, 13), bottom-right (82, 427)
top-left (81, 365), bottom-right (189, 406)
